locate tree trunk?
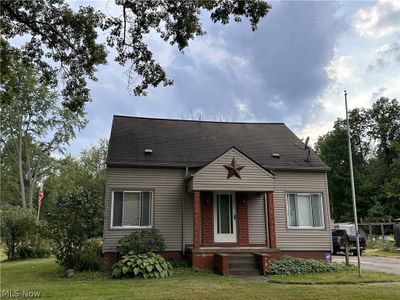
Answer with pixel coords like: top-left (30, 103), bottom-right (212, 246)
top-left (17, 127), bottom-right (26, 208)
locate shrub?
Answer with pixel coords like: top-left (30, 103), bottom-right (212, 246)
top-left (0, 205), bottom-right (39, 260)
top-left (76, 238), bottom-right (103, 271)
top-left (47, 188), bottom-right (103, 269)
top-left (268, 256), bottom-right (355, 275)
top-left (381, 240), bottom-right (396, 252)
top-left (112, 251), bottom-right (173, 279)
top-left (120, 229), bottom-right (166, 254)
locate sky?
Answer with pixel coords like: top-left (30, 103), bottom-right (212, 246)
top-left (67, 0), bottom-right (400, 154)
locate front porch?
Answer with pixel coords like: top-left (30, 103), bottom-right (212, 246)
top-left (185, 147), bottom-right (280, 274)
top-left (187, 190), bottom-right (280, 274)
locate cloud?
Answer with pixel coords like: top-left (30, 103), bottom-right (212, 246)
top-left (325, 55), bottom-right (353, 81)
top-left (367, 42), bottom-right (400, 71)
top-left (353, 0), bottom-right (400, 38)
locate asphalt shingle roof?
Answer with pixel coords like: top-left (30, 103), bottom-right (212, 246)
top-left (107, 116), bottom-right (330, 171)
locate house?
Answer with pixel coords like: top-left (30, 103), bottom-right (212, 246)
top-left (102, 116), bottom-right (333, 275)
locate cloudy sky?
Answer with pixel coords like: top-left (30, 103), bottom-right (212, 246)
top-left (68, 0), bottom-right (400, 154)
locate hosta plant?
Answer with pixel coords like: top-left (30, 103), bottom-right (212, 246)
top-left (112, 251), bottom-right (173, 279)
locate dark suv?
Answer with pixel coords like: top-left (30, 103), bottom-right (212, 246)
top-left (332, 229), bottom-right (366, 256)
top-left (332, 229), bottom-right (349, 255)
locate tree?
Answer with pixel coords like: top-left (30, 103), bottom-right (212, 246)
top-left (316, 97), bottom-right (400, 222)
top-left (0, 54), bottom-right (86, 210)
top-left (368, 97), bottom-right (400, 163)
top-left (0, 205), bottom-right (37, 260)
top-left (47, 188), bottom-right (103, 269)
top-left (1, 0), bottom-right (271, 112)
top-left (42, 139), bottom-right (107, 234)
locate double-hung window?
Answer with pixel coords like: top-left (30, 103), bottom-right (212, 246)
top-left (286, 193), bottom-right (324, 229)
top-left (111, 191), bottom-right (153, 228)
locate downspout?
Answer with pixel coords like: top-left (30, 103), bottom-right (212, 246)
top-left (182, 166), bottom-right (189, 255)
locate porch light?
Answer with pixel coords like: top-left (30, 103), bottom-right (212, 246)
top-left (144, 149), bottom-right (153, 154)
top-left (271, 153), bottom-right (280, 159)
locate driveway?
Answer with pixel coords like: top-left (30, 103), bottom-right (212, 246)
top-left (332, 255), bottom-right (400, 275)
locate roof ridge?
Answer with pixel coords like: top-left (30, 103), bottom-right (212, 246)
top-left (113, 115), bottom-right (285, 125)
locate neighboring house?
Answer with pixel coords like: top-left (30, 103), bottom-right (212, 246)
top-left (103, 116), bottom-right (333, 274)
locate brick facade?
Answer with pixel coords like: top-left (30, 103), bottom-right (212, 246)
top-left (215, 254), bottom-right (230, 275)
top-left (201, 192), bottom-right (214, 246)
top-left (236, 192), bottom-right (249, 246)
top-left (267, 192), bottom-right (276, 248)
top-left (193, 191), bottom-right (201, 249)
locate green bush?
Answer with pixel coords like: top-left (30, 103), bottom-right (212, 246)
top-left (112, 251), bottom-right (173, 279)
top-left (381, 240), bottom-right (396, 252)
top-left (0, 205), bottom-right (49, 260)
top-left (268, 256), bottom-right (355, 275)
top-left (76, 238), bottom-right (103, 271)
top-left (120, 229), bottom-right (166, 254)
top-left (367, 239), bottom-right (396, 252)
top-left (47, 188), bottom-right (103, 269)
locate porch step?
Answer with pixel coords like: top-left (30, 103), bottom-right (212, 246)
top-left (228, 255), bottom-right (260, 276)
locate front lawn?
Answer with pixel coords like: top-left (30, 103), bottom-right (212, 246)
top-left (267, 270), bottom-right (400, 284)
top-left (1, 259), bottom-right (400, 300)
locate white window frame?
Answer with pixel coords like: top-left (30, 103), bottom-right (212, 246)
top-left (286, 193), bottom-right (325, 229)
top-left (110, 190), bottom-right (153, 229)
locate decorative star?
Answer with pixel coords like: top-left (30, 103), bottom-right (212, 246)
top-left (223, 158), bottom-right (245, 179)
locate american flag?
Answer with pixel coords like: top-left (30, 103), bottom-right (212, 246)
top-left (38, 185), bottom-right (44, 207)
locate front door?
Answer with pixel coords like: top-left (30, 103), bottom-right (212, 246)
top-left (214, 192), bottom-right (237, 243)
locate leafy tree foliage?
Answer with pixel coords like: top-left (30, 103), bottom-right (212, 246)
top-left (1, 0), bottom-right (271, 112)
top-left (0, 54), bottom-right (86, 210)
top-left (0, 205), bottom-right (37, 260)
top-left (42, 139), bottom-right (107, 232)
top-left (47, 189), bottom-right (103, 269)
top-left (316, 97), bottom-right (400, 222)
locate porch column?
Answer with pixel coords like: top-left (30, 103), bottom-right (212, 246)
top-left (193, 191), bottom-right (201, 249)
top-left (267, 192), bottom-right (277, 248)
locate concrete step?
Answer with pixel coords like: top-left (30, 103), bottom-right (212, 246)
top-left (228, 254), bottom-right (260, 275)
top-left (229, 262), bottom-right (259, 269)
top-left (229, 255), bottom-right (256, 263)
top-left (230, 268), bottom-right (261, 276)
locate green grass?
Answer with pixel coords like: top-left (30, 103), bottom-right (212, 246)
top-left (267, 270), bottom-right (400, 284)
top-left (1, 259), bottom-right (400, 299)
top-left (365, 248), bottom-right (400, 258)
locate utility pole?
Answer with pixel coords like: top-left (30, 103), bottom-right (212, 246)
top-left (344, 90), bottom-right (362, 277)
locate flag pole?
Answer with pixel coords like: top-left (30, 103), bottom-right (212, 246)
top-left (37, 183), bottom-right (43, 221)
top-left (344, 90), bottom-right (362, 277)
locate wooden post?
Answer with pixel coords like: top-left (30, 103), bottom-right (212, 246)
top-left (369, 224), bottom-right (372, 236)
top-left (345, 241), bottom-right (350, 267)
top-left (381, 224), bottom-right (385, 241)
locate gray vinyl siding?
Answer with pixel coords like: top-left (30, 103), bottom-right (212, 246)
top-left (273, 172), bottom-right (332, 251)
top-left (103, 167), bottom-right (186, 252)
top-left (192, 148), bottom-right (274, 191)
top-left (183, 192), bottom-right (193, 247)
top-left (247, 192), bottom-right (267, 244)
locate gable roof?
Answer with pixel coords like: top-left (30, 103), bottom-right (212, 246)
top-left (190, 147), bottom-right (275, 192)
top-left (107, 116), bottom-right (330, 171)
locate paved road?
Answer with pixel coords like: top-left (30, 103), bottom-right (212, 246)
top-left (332, 255), bottom-right (400, 275)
